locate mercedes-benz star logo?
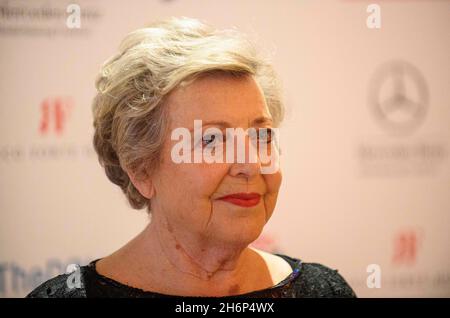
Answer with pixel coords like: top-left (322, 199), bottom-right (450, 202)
top-left (368, 60), bottom-right (429, 135)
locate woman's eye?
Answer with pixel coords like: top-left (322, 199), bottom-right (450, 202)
top-left (202, 134), bottom-right (221, 147)
top-left (258, 128), bottom-right (273, 143)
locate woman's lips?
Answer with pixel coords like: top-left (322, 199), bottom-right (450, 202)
top-left (217, 192), bottom-right (261, 207)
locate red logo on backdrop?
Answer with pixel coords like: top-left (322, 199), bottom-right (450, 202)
top-left (39, 97), bottom-right (73, 136)
top-left (392, 229), bottom-right (423, 266)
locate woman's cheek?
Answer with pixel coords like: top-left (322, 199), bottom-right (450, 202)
top-left (193, 163), bottom-right (230, 196)
top-left (264, 170), bottom-right (282, 194)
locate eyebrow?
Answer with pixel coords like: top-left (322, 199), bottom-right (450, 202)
top-left (189, 116), bottom-right (273, 130)
top-left (251, 116), bottom-right (273, 125)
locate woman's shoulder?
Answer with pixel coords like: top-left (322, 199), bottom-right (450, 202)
top-left (26, 266), bottom-right (88, 298)
top-left (275, 254), bottom-right (356, 298)
top-left (276, 254), bottom-right (357, 298)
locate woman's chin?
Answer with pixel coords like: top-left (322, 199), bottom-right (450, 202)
top-left (217, 225), bottom-right (264, 247)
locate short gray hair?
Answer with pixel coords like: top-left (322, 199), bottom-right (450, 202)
top-left (92, 17), bottom-right (285, 213)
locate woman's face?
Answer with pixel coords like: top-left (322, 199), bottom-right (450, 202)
top-left (150, 74), bottom-right (282, 247)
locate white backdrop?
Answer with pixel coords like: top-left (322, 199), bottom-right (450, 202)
top-left (1, 0), bottom-right (449, 297)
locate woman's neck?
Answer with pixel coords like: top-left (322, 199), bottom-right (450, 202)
top-left (97, 219), bottom-right (275, 296)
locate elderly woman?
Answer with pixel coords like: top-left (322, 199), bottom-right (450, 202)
top-left (27, 17), bottom-right (355, 298)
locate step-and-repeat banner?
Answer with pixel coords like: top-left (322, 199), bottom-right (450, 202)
top-left (1, 0), bottom-right (449, 297)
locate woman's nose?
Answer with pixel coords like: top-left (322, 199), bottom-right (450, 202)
top-left (228, 135), bottom-right (261, 179)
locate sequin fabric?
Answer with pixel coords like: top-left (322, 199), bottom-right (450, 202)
top-left (26, 254), bottom-right (356, 298)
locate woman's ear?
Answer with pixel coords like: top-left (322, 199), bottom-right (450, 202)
top-left (125, 168), bottom-right (155, 199)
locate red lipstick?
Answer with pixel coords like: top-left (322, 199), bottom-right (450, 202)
top-left (217, 192), bottom-right (261, 207)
